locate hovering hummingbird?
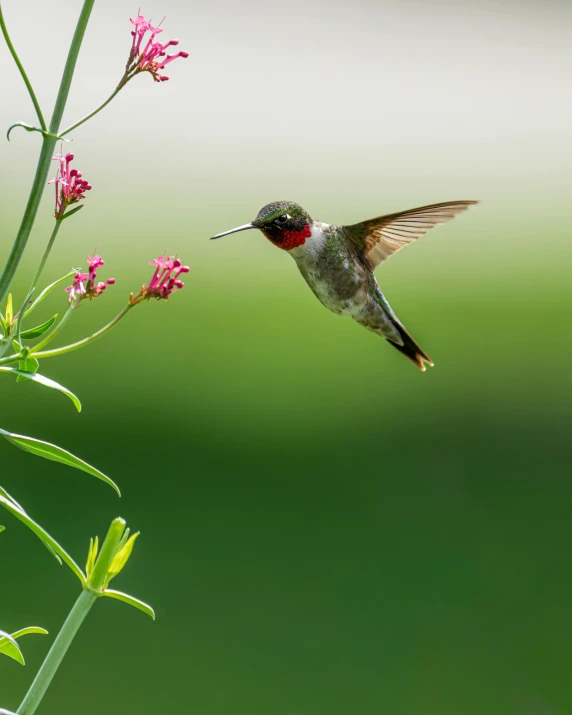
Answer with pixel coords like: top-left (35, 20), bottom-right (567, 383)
top-left (211, 200), bottom-right (478, 370)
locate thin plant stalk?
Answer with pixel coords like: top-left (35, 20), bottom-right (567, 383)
top-left (0, 0), bottom-right (97, 307)
top-left (15, 221), bottom-right (62, 344)
top-left (17, 520), bottom-right (127, 715)
top-left (31, 304), bottom-right (75, 353)
top-left (15, 590), bottom-right (96, 715)
top-left (60, 86), bottom-right (123, 137)
top-left (0, 4), bottom-right (46, 130)
top-left (32, 304), bottom-right (132, 359)
top-left (0, 304), bottom-right (133, 365)
top-left (0, 335), bottom-right (13, 359)
top-left (0, 138), bottom-right (58, 308)
top-left (0, 353), bottom-right (21, 366)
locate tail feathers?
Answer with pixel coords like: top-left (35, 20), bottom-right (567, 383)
top-left (388, 320), bottom-right (434, 372)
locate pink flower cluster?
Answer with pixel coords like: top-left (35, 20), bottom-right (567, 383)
top-left (66, 255), bottom-right (115, 305)
top-left (49, 149), bottom-right (92, 220)
top-left (124, 14), bottom-right (188, 84)
top-left (146, 255), bottom-right (189, 300)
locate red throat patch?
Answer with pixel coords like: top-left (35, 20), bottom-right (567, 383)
top-left (264, 224), bottom-right (312, 251)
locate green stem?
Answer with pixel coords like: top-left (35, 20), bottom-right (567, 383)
top-left (16, 589), bottom-right (96, 715)
top-left (47, 0), bottom-right (96, 137)
top-left (0, 326), bottom-right (10, 359)
top-left (0, 352), bottom-right (22, 366)
top-left (60, 86), bottom-right (123, 137)
top-left (15, 221), bottom-right (62, 344)
top-left (0, 338), bottom-right (12, 359)
top-left (0, 3), bottom-right (46, 130)
top-left (31, 304), bottom-right (75, 352)
top-left (0, 0), bottom-right (96, 307)
top-left (26, 222), bottom-right (62, 299)
top-left (32, 304), bottom-right (132, 359)
top-left (0, 135), bottom-right (57, 307)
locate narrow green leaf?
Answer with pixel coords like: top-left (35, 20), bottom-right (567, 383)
top-left (0, 627), bottom-right (49, 665)
top-left (0, 494), bottom-right (84, 583)
top-left (16, 357), bottom-right (39, 382)
top-left (0, 525), bottom-right (4, 533)
top-left (0, 631), bottom-right (19, 648)
top-left (0, 708), bottom-right (18, 714)
top-left (0, 484), bottom-right (62, 564)
top-left (0, 311), bottom-right (6, 333)
top-left (116, 527), bottom-right (131, 554)
top-left (0, 644), bottom-right (24, 664)
top-left (0, 367), bottom-right (81, 411)
top-left (103, 589), bottom-right (155, 620)
top-left (60, 205), bottom-right (84, 221)
top-left (85, 536), bottom-right (98, 579)
top-left (6, 121), bottom-right (40, 141)
top-left (0, 485), bottom-right (60, 564)
top-left (24, 270), bottom-right (76, 318)
top-left (0, 485), bottom-right (24, 511)
top-left (0, 630), bottom-right (24, 665)
top-left (0, 428), bottom-right (120, 496)
top-left (11, 627), bottom-right (49, 639)
top-left (20, 314), bottom-right (57, 339)
top-left (105, 532), bottom-right (139, 586)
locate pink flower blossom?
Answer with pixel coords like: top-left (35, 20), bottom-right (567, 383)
top-left (146, 255), bottom-right (189, 299)
top-left (48, 147), bottom-right (92, 220)
top-left (122, 12), bottom-right (188, 85)
top-left (66, 255), bottom-right (115, 305)
top-left (131, 255), bottom-right (189, 303)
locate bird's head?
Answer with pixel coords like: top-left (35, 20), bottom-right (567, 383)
top-left (210, 201), bottom-right (313, 250)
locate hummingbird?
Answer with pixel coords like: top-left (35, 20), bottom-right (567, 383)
top-left (210, 199), bottom-right (478, 371)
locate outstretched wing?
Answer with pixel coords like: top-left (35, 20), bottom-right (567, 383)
top-left (348, 200), bottom-right (478, 269)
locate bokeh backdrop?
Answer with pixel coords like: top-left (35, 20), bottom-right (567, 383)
top-left (1, 0), bottom-right (571, 713)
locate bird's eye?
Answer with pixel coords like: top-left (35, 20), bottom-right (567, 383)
top-left (275, 214), bottom-right (289, 226)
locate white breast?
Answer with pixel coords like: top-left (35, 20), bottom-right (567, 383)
top-left (289, 222), bottom-right (328, 263)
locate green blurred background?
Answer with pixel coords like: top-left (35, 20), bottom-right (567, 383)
top-left (1, 0), bottom-right (571, 713)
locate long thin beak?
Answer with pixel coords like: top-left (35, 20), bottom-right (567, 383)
top-left (209, 223), bottom-right (256, 240)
